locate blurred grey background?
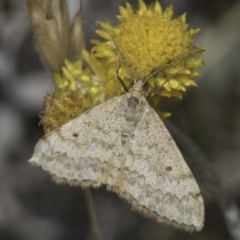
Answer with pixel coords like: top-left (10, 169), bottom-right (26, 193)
top-left (0, 0), bottom-right (240, 239)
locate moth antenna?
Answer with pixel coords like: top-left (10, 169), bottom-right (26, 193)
top-left (143, 49), bottom-right (205, 85)
top-left (95, 21), bottom-right (136, 82)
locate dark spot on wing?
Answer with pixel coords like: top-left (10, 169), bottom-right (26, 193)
top-left (73, 133), bottom-right (79, 137)
top-left (166, 166), bottom-right (172, 171)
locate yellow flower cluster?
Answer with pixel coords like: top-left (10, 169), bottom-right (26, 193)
top-left (53, 60), bottom-right (107, 104)
top-left (86, 0), bottom-right (205, 106)
top-left (28, 0), bottom-right (205, 133)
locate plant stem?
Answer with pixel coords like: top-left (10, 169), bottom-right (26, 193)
top-left (84, 188), bottom-right (102, 240)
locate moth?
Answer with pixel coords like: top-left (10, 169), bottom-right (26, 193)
top-left (29, 24), bottom-right (204, 232)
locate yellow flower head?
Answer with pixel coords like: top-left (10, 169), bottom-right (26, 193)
top-left (40, 88), bottom-right (93, 134)
top-left (86, 0), bottom-right (205, 105)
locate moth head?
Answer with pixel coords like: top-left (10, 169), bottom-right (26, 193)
top-left (129, 75), bottom-right (148, 94)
